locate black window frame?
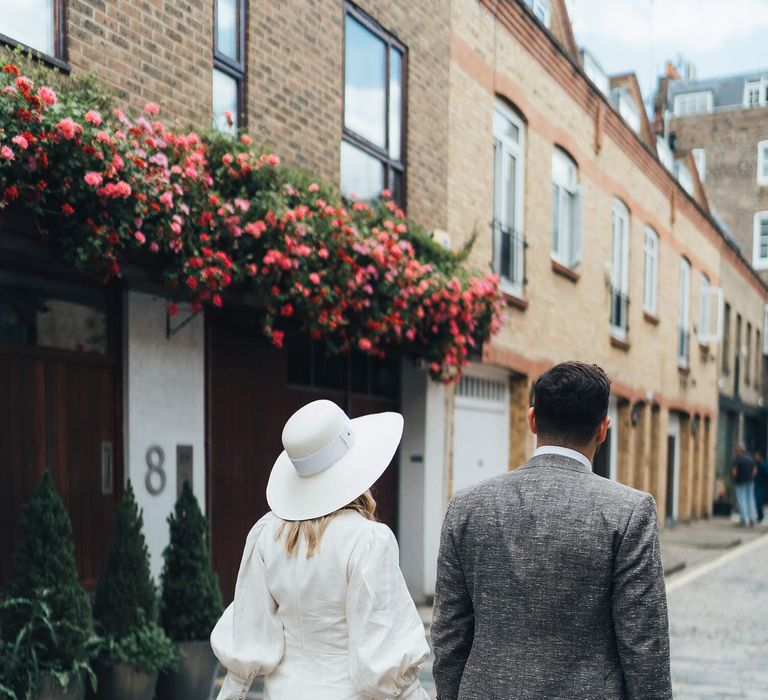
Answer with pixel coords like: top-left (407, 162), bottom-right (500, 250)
top-left (342, 2), bottom-right (408, 209)
top-left (0, 0), bottom-right (68, 72)
top-left (213, 0), bottom-right (247, 131)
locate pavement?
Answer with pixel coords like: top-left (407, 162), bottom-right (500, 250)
top-left (210, 515), bottom-right (768, 700)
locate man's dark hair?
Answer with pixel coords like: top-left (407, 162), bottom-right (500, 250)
top-left (531, 362), bottom-right (611, 445)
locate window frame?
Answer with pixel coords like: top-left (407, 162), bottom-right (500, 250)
top-left (673, 91), bottom-right (713, 116)
top-left (723, 302), bottom-right (732, 374)
top-left (609, 198), bottom-right (630, 339)
top-left (746, 321), bottom-right (753, 385)
top-left (213, 0), bottom-right (247, 132)
top-left (678, 257), bottom-right (691, 369)
top-left (492, 100), bottom-right (526, 296)
top-left (643, 225), bottom-right (659, 316)
top-left (757, 140), bottom-right (768, 186)
top-left (744, 77), bottom-right (768, 108)
top-left (0, 0), bottom-right (67, 70)
top-left (692, 148), bottom-right (706, 183)
top-left (551, 148), bottom-right (581, 270)
top-left (753, 211), bottom-right (768, 270)
top-left (342, 2), bottom-right (408, 208)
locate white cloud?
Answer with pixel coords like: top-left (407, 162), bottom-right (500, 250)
top-left (568, 0), bottom-right (768, 52)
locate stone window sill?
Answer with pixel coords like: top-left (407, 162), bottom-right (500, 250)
top-left (551, 259), bottom-right (580, 282)
top-left (610, 334), bottom-right (630, 352)
top-left (643, 311), bottom-right (660, 326)
top-left (503, 291), bottom-right (529, 310)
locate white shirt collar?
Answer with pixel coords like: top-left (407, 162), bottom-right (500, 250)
top-left (533, 445), bottom-right (592, 471)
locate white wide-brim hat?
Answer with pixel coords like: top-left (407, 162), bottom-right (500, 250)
top-left (266, 399), bottom-right (404, 521)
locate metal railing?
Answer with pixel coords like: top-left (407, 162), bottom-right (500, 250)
top-left (491, 219), bottom-right (527, 289)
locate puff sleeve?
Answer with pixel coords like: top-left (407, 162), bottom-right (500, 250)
top-left (210, 515), bottom-right (284, 700)
top-left (346, 523), bottom-right (430, 700)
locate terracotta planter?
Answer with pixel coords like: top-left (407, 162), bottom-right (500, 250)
top-left (155, 640), bottom-right (219, 700)
top-left (36, 674), bottom-right (82, 700)
top-left (88, 661), bottom-right (157, 700)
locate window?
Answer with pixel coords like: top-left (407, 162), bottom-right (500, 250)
top-left (673, 91), bottom-right (713, 115)
top-left (746, 322), bottom-right (753, 385)
top-left (213, 0), bottom-right (245, 134)
top-left (0, 0), bottom-right (64, 62)
top-left (744, 77), bottom-right (768, 108)
top-left (643, 226), bottom-right (659, 316)
top-left (723, 302), bottom-right (731, 374)
top-left (582, 49), bottom-right (609, 96)
top-left (610, 199), bottom-right (630, 339)
top-left (492, 101), bottom-right (525, 294)
top-left (524, 0), bottom-right (551, 27)
top-left (678, 257), bottom-right (691, 368)
top-left (697, 273), bottom-right (722, 344)
top-left (675, 160), bottom-right (694, 195)
top-left (342, 6), bottom-right (405, 206)
top-left (611, 89), bottom-right (641, 134)
top-left (657, 136), bottom-right (674, 171)
top-left (758, 140), bottom-right (768, 186)
top-left (551, 148), bottom-right (581, 269)
top-left (692, 148), bottom-right (706, 182)
top-left (753, 212), bottom-right (768, 270)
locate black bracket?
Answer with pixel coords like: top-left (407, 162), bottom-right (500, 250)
top-left (166, 311), bottom-right (198, 339)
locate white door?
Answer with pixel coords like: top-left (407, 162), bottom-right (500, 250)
top-left (452, 371), bottom-right (509, 494)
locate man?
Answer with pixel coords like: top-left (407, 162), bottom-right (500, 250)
top-left (754, 451), bottom-right (768, 524)
top-left (432, 362), bottom-right (671, 699)
top-left (731, 444), bottom-right (757, 527)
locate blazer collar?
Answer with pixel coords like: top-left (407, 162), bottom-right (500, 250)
top-left (518, 452), bottom-right (593, 474)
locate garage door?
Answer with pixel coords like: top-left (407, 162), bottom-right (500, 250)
top-left (452, 370), bottom-right (509, 494)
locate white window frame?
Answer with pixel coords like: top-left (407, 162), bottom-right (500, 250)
top-left (697, 274), bottom-right (723, 344)
top-left (673, 91), bottom-right (713, 116)
top-left (551, 148), bottom-right (581, 269)
top-left (692, 148), bottom-right (706, 183)
top-left (528, 0), bottom-right (551, 26)
top-left (610, 199), bottom-right (630, 339)
top-left (678, 257), bottom-right (691, 368)
top-left (757, 140), bottom-right (768, 186)
top-left (744, 78), bottom-right (768, 108)
top-left (753, 211), bottom-right (768, 270)
top-left (643, 226), bottom-right (659, 316)
top-left (492, 101), bottom-right (526, 295)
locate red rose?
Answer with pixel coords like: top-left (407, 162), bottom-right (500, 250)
top-left (167, 303), bottom-right (179, 317)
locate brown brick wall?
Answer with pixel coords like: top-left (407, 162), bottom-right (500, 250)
top-left (67, 0), bottom-right (213, 127)
top-left (669, 108), bottom-right (768, 279)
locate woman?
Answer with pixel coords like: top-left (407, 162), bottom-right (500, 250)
top-left (211, 399), bottom-right (430, 700)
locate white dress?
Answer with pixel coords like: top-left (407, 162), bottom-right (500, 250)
top-left (210, 510), bottom-right (430, 700)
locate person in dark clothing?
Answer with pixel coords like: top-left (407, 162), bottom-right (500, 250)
top-left (731, 444), bottom-right (757, 527)
top-left (753, 451), bottom-right (768, 524)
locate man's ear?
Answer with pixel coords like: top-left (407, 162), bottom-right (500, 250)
top-left (596, 415), bottom-right (611, 445)
top-left (528, 406), bottom-right (537, 435)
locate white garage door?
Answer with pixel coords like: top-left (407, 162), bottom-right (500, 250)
top-left (452, 371), bottom-right (510, 494)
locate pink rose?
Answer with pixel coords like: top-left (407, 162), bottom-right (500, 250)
top-left (134, 231), bottom-right (146, 244)
top-left (144, 102), bottom-right (159, 115)
top-left (358, 338), bottom-right (372, 351)
top-left (266, 153), bottom-right (280, 167)
top-left (309, 272), bottom-right (321, 285)
top-left (84, 171), bottom-right (103, 187)
top-left (85, 110), bottom-right (102, 126)
top-left (308, 183), bottom-right (320, 192)
top-left (56, 117), bottom-right (79, 140)
top-left (38, 86), bottom-right (56, 106)
top-left (11, 135), bottom-right (28, 150)
top-left (0, 145), bottom-right (13, 160)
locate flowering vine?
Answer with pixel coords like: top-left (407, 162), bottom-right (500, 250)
top-left (0, 58), bottom-right (502, 381)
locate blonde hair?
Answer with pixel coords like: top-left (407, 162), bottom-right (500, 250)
top-left (275, 490), bottom-right (377, 558)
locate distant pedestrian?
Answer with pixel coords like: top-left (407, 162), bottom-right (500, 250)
top-left (731, 444), bottom-right (757, 527)
top-left (432, 362), bottom-right (672, 699)
top-left (754, 450), bottom-right (768, 524)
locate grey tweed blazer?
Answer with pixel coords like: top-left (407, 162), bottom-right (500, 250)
top-left (431, 453), bottom-right (672, 700)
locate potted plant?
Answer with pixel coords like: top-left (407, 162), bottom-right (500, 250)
top-left (0, 472), bottom-right (95, 700)
top-left (155, 481), bottom-right (224, 700)
top-left (90, 482), bottom-right (175, 700)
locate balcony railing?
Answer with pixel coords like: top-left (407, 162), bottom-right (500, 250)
top-left (610, 287), bottom-right (629, 336)
top-left (678, 327), bottom-right (690, 368)
top-left (491, 219), bottom-right (527, 291)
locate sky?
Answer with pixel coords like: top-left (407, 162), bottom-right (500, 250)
top-left (567, 0), bottom-right (768, 107)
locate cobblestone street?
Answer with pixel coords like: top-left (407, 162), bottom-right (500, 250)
top-left (667, 531), bottom-right (768, 699)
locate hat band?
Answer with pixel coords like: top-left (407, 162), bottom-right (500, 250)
top-left (290, 421), bottom-right (356, 477)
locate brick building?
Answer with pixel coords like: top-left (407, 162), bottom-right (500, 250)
top-left (1, 0), bottom-right (766, 605)
top-left (654, 66), bottom-right (768, 480)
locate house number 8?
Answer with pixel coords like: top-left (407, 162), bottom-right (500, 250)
top-left (145, 446), bottom-right (166, 495)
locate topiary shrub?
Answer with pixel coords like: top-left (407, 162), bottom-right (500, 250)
top-left (92, 481), bottom-right (175, 674)
top-left (159, 481), bottom-right (223, 642)
top-left (0, 471), bottom-right (95, 699)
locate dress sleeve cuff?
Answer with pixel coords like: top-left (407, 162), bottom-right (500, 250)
top-left (216, 671), bottom-right (254, 700)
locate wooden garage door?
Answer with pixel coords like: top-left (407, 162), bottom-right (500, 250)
top-left (0, 272), bottom-right (122, 588)
top-left (207, 312), bottom-right (400, 602)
